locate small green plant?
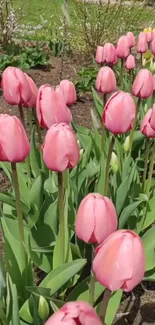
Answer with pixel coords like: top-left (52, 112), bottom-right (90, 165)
top-left (75, 66), bottom-right (99, 92)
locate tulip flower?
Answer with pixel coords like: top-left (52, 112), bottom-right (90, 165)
top-left (75, 193), bottom-right (118, 245)
top-left (144, 27), bottom-right (152, 43)
top-left (152, 28), bottom-right (155, 40)
top-left (0, 114), bottom-right (30, 163)
top-left (96, 67), bottom-right (117, 94)
top-left (95, 46), bottom-right (104, 64)
top-left (116, 35), bottom-right (130, 58)
top-left (102, 91), bottom-right (136, 134)
top-left (132, 69), bottom-right (153, 99)
top-left (24, 73), bottom-right (38, 108)
top-left (151, 39), bottom-right (155, 55)
top-left (45, 301), bottom-right (102, 325)
top-left (137, 32), bottom-right (148, 53)
top-left (140, 108), bottom-right (155, 138)
top-left (149, 105), bottom-right (155, 131)
top-left (36, 85), bottom-right (72, 129)
top-left (93, 229), bottom-right (145, 292)
top-left (102, 42), bottom-right (117, 65)
top-left (43, 123), bottom-right (79, 172)
top-left (56, 80), bottom-right (76, 106)
top-left (126, 31), bottom-right (135, 48)
top-left (1, 67), bottom-right (31, 105)
top-left (125, 55), bottom-right (136, 70)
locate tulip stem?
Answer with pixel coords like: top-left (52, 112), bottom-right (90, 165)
top-left (142, 138), bottom-right (150, 192)
top-left (58, 172), bottom-right (65, 264)
top-left (103, 94), bottom-right (107, 107)
top-left (140, 53), bottom-right (143, 68)
top-left (89, 248), bottom-right (96, 306)
top-left (18, 104), bottom-right (26, 129)
top-left (129, 98), bottom-right (141, 152)
top-left (32, 109), bottom-right (42, 147)
top-left (145, 139), bottom-right (155, 198)
top-left (100, 289), bottom-right (111, 323)
top-left (120, 59), bottom-right (124, 89)
top-left (11, 163), bottom-right (27, 280)
top-left (26, 109), bottom-right (32, 131)
top-left (104, 136), bottom-right (115, 196)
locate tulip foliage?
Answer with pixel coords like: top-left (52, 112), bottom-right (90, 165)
top-left (1, 29), bottom-right (155, 325)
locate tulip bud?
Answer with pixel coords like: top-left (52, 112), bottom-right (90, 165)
top-left (36, 85), bottom-right (72, 129)
top-left (102, 42), bottom-right (117, 65)
top-left (125, 55), bottom-right (136, 70)
top-left (24, 73), bottom-right (38, 108)
top-left (0, 114), bottom-right (30, 163)
top-left (1, 67), bottom-right (32, 105)
top-left (116, 35), bottom-right (130, 58)
top-left (102, 91), bottom-right (136, 134)
top-left (132, 69), bottom-right (153, 99)
top-left (149, 59), bottom-right (155, 73)
top-left (137, 32), bottom-right (148, 54)
top-left (123, 135), bottom-right (130, 152)
top-left (75, 193), bottom-right (118, 245)
top-left (38, 296), bottom-right (49, 321)
top-left (140, 108), bottom-right (155, 138)
top-left (111, 152), bottom-right (119, 172)
top-left (56, 80), bottom-right (77, 106)
top-left (93, 229), bottom-right (145, 292)
top-left (43, 123), bottom-right (80, 172)
top-left (95, 46), bottom-right (104, 64)
top-left (45, 301), bottom-right (102, 325)
top-left (126, 31), bottom-right (135, 48)
top-left (96, 66), bottom-right (117, 94)
top-left (144, 103), bottom-right (148, 113)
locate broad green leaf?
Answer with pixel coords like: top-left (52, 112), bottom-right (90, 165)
top-left (92, 87), bottom-right (103, 119)
top-left (132, 131), bottom-right (145, 158)
top-left (116, 176), bottom-right (129, 215)
top-left (0, 162), bottom-right (12, 181)
top-left (0, 192), bottom-right (29, 215)
top-left (142, 196), bottom-right (155, 230)
top-left (119, 200), bottom-right (143, 228)
top-left (105, 290), bottom-right (123, 325)
top-left (30, 126), bottom-right (41, 178)
top-left (6, 274), bottom-right (20, 325)
top-left (0, 257), bottom-right (6, 300)
top-left (29, 173), bottom-right (45, 215)
top-left (144, 267), bottom-right (155, 282)
top-left (96, 153), bottom-right (106, 195)
top-left (142, 226), bottom-right (155, 271)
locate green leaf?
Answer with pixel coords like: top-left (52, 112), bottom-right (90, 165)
top-left (119, 200), bottom-right (143, 228)
top-left (142, 226), bottom-right (155, 271)
top-left (142, 196), bottom-right (155, 230)
top-left (6, 274), bottom-right (20, 325)
top-left (30, 126), bottom-right (41, 178)
top-left (144, 267), bottom-right (155, 282)
top-left (66, 277), bottom-right (104, 302)
top-left (92, 87), bottom-right (103, 119)
top-left (29, 173), bottom-right (45, 212)
top-left (0, 257), bottom-right (6, 300)
top-left (96, 153), bottom-right (106, 195)
top-left (105, 290), bottom-right (123, 325)
top-left (116, 176), bottom-right (129, 215)
top-left (0, 192), bottom-right (29, 215)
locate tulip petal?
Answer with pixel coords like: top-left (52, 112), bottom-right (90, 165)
top-left (75, 195), bottom-right (95, 243)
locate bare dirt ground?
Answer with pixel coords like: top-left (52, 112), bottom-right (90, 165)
top-left (0, 55), bottom-right (155, 325)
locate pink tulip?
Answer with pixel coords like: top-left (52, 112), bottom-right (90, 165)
top-left (0, 114), bottom-right (30, 162)
top-left (149, 105), bottom-right (155, 131)
top-left (126, 32), bottom-right (135, 48)
top-left (24, 74), bottom-right (38, 108)
top-left (153, 75), bottom-right (155, 91)
top-left (137, 32), bottom-right (148, 53)
top-left (95, 46), bottom-right (104, 64)
top-left (96, 67), bottom-right (117, 94)
top-left (146, 31), bottom-right (152, 43)
top-left (75, 193), bottom-right (118, 245)
top-left (1, 67), bottom-right (32, 105)
top-left (43, 123), bottom-right (79, 172)
top-left (125, 55), bottom-right (136, 70)
top-left (116, 36), bottom-right (130, 58)
top-left (45, 301), bottom-right (102, 325)
top-left (151, 39), bottom-right (155, 55)
top-left (93, 229), bottom-right (145, 292)
top-left (102, 42), bottom-right (117, 65)
top-left (102, 91), bottom-right (136, 134)
top-left (140, 108), bottom-right (155, 138)
top-left (152, 30), bottom-right (155, 40)
top-left (132, 69), bottom-right (153, 99)
top-left (56, 80), bottom-right (77, 106)
top-left (36, 85), bottom-right (72, 129)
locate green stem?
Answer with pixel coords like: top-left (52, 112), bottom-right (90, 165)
top-left (101, 94), bottom-right (108, 153)
top-left (120, 58), bottom-right (124, 89)
top-left (89, 248), bottom-right (96, 306)
top-left (145, 139), bottom-right (155, 198)
top-left (152, 91), bottom-right (155, 107)
top-left (142, 138), bottom-right (150, 192)
top-left (140, 53), bottom-right (143, 68)
top-left (32, 108), bottom-right (42, 147)
top-left (26, 109), bottom-right (32, 131)
top-left (100, 289), bottom-right (111, 323)
top-left (104, 136), bottom-right (115, 196)
top-left (58, 172), bottom-right (65, 264)
top-left (26, 156), bottom-right (32, 187)
top-left (129, 98), bottom-right (141, 152)
top-left (18, 104), bottom-right (26, 129)
top-left (11, 163), bottom-right (27, 278)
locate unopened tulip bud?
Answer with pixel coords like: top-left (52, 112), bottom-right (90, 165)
top-left (123, 136), bottom-right (130, 152)
top-left (149, 59), bottom-right (155, 73)
top-left (56, 80), bottom-right (77, 106)
top-left (144, 103), bottom-right (148, 113)
top-left (95, 46), bottom-right (104, 64)
top-left (125, 55), bottom-right (136, 70)
top-left (126, 31), bottom-right (135, 48)
top-left (38, 296), bottom-right (49, 321)
top-left (93, 229), bottom-right (145, 292)
top-left (111, 152), bottom-right (119, 172)
top-left (96, 66), bottom-right (117, 94)
top-left (24, 73), bottom-right (38, 108)
top-left (102, 42), bottom-right (117, 65)
top-left (140, 108), bottom-right (155, 138)
top-left (137, 32), bottom-right (148, 54)
top-left (116, 35), bottom-right (130, 58)
top-left (75, 193), bottom-right (118, 244)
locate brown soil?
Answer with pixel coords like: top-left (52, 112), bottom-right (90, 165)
top-left (0, 55), bottom-right (155, 325)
